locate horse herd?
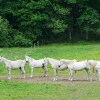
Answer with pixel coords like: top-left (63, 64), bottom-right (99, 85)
top-left (0, 55), bottom-right (100, 82)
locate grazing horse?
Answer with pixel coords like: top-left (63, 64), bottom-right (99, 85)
top-left (25, 55), bottom-right (48, 77)
top-left (60, 60), bottom-right (92, 81)
top-left (0, 56), bottom-right (26, 79)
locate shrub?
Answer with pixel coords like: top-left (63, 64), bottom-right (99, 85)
top-left (14, 34), bottom-right (32, 47)
top-left (0, 16), bottom-right (12, 47)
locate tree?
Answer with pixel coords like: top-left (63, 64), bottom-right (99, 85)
top-left (77, 7), bottom-right (100, 40)
top-left (0, 16), bottom-right (12, 47)
top-left (0, 0), bottom-right (100, 47)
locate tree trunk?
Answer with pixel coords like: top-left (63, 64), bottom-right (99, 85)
top-left (69, 31), bottom-right (72, 41)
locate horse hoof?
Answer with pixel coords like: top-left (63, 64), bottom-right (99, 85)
top-left (53, 78), bottom-right (57, 81)
top-left (53, 79), bottom-right (56, 81)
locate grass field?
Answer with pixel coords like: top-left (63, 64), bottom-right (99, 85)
top-left (0, 80), bottom-right (100, 100)
top-left (0, 43), bottom-right (100, 100)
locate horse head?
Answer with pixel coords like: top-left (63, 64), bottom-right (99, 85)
top-left (43, 57), bottom-right (49, 65)
top-left (25, 55), bottom-right (30, 62)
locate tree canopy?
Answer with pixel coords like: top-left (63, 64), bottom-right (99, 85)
top-left (0, 0), bottom-right (100, 47)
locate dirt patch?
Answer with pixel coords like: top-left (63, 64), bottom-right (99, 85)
top-left (0, 75), bottom-right (99, 84)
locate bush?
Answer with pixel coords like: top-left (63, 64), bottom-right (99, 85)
top-left (14, 34), bottom-right (32, 47)
top-left (0, 16), bottom-right (12, 47)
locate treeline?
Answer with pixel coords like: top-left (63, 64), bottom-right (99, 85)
top-left (0, 0), bottom-right (100, 47)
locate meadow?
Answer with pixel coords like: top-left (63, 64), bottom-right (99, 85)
top-left (0, 43), bottom-right (100, 100)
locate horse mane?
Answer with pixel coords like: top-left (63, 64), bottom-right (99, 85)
top-left (2, 57), bottom-right (10, 62)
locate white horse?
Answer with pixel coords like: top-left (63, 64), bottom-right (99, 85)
top-left (0, 56), bottom-right (26, 79)
top-left (60, 59), bottom-right (77, 69)
top-left (45, 58), bottom-right (76, 81)
top-left (95, 62), bottom-right (100, 81)
top-left (25, 55), bottom-right (48, 77)
top-left (88, 60), bottom-right (100, 81)
top-left (88, 60), bottom-right (98, 68)
top-left (60, 60), bottom-right (92, 81)
top-left (44, 57), bottom-right (61, 81)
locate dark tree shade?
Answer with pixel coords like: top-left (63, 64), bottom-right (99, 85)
top-left (0, 0), bottom-right (100, 47)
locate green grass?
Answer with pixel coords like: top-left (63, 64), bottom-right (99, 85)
top-left (0, 80), bottom-right (100, 100)
top-left (0, 43), bottom-right (100, 100)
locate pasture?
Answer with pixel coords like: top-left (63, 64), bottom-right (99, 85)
top-left (0, 43), bottom-right (100, 100)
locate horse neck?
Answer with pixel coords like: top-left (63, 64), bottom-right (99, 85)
top-left (28, 57), bottom-right (35, 63)
top-left (85, 61), bottom-right (90, 67)
top-left (48, 58), bottom-right (58, 64)
top-left (2, 57), bottom-right (10, 64)
top-left (48, 58), bottom-right (53, 64)
top-left (90, 60), bottom-right (97, 66)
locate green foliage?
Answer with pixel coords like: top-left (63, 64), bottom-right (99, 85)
top-left (14, 34), bottom-right (32, 47)
top-left (96, 28), bottom-right (100, 34)
top-left (47, 19), bottom-right (68, 34)
top-left (65, 0), bottom-right (77, 4)
top-left (53, 4), bottom-right (70, 15)
top-left (0, 0), bottom-right (99, 47)
top-left (77, 7), bottom-right (100, 34)
top-left (0, 16), bottom-right (12, 47)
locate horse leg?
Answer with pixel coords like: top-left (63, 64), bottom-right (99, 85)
top-left (43, 67), bottom-right (48, 77)
top-left (70, 70), bottom-right (74, 81)
top-left (68, 70), bottom-right (71, 81)
top-left (7, 68), bottom-right (11, 79)
top-left (98, 69), bottom-right (100, 82)
top-left (21, 67), bottom-right (25, 79)
top-left (95, 69), bottom-right (98, 81)
top-left (30, 67), bottom-right (33, 78)
top-left (53, 69), bottom-right (58, 81)
top-left (85, 68), bottom-right (92, 81)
